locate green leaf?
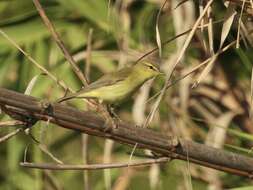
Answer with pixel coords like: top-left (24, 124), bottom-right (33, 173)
top-left (57, 0), bottom-right (110, 30)
top-left (0, 18), bottom-right (76, 46)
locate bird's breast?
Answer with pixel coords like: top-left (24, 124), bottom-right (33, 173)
top-left (80, 76), bottom-right (148, 103)
top-left (82, 80), bottom-right (133, 103)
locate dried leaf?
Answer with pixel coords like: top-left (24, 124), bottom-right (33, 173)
top-left (156, 25), bottom-right (162, 57)
top-left (207, 6), bottom-right (214, 54)
top-left (146, 0), bottom-right (213, 127)
top-left (155, 0), bottom-right (168, 57)
top-left (236, 0), bottom-right (246, 48)
top-left (193, 54), bottom-right (218, 87)
top-left (24, 74), bottom-right (41, 95)
top-left (240, 22), bottom-right (253, 47)
top-left (219, 3), bottom-right (236, 49)
top-left (199, 2), bottom-right (208, 52)
top-left (175, 0), bottom-right (214, 71)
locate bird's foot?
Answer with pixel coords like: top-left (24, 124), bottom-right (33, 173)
top-left (106, 105), bottom-right (122, 122)
top-left (103, 117), bottom-right (118, 132)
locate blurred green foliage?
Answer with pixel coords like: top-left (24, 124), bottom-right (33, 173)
top-left (1, 0), bottom-right (253, 189)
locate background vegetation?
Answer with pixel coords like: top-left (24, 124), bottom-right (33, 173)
top-left (1, 0), bottom-right (253, 189)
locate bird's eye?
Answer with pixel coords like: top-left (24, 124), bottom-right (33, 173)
top-left (149, 66), bottom-right (154, 70)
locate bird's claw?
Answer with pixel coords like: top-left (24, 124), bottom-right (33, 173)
top-left (103, 117), bottom-right (118, 132)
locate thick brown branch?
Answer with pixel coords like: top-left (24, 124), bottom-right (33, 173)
top-left (0, 88), bottom-right (253, 178)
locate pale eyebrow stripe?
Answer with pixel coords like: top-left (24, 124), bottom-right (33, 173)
top-left (144, 63), bottom-right (159, 71)
top-left (147, 64), bottom-right (159, 72)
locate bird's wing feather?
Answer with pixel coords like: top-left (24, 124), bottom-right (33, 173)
top-left (79, 67), bottom-right (131, 91)
top-left (57, 67), bottom-right (132, 102)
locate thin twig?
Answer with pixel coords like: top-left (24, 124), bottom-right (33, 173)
top-left (85, 28), bottom-right (93, 83)
top-left (82, 134), bottom-right (90, 190)
top-left (82, 28), bottom-right (93, 190)
top-left (146, 40), bottom-right (236, 103)
top-left (0, 120), bottom-right (24, 128)
top-left (32, 0), bottom-right (105, 112)
top-left (0, 29), bottom-right (69, 92)
top-left (143, 0), bottom-right (214, 127)
top-left (155, 0), bottom-right (168, 57)
top-left (135, 19), bottom-right (223, 63)
top-left (165, 0), bottom-right (214, 92)
top-left (38, 144), bottom-right (64, 164)
top-left (0, 23), bottom-right (96, 109)
top-left (236, 0), bottom-right (246, 48)
top-left (24, 127), bottom-right (64, 164)
top-left (32, 0), bottom-right (89, 86)
top-left (44, 170), bottom-right (63, 190)
top-left (20, 157), bottom-right (169, 170)
top-left (0, 128), bottom-right (23, 143)
top-left (104, 139), bottom-right (114, 190)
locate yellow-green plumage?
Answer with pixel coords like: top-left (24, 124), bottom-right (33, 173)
top-left (57, 61), bottom-right (162, 104)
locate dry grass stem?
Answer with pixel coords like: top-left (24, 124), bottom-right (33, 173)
top-left (24, 74), bottom-right (41, 95)
top-left (0, 29), bottom-right (69, 92)
top-left (0, 120), bottom-right (24, 127)
top-left (144, 0), bottom-right (214, 129)
top-left (236, 0), bottom-right (246, 48)
top-left (20, 157), bottom-right (169, 170)
top-left (85, 28), bottom-right (93, 83)
top-left (207, 6), bottom-right (214, 54)
top-left (32, 0), bottom-right (89, 86)
top-left (0, 128), bottom-right (23, 143)
top-left (219, 3), bottom-right (237, 48)
top-left (38, 144), bottom-right (63, 164)
top-left (155, 0), bottom-right (168, 57)
top-left (104, 139), bottom-right (114, 190)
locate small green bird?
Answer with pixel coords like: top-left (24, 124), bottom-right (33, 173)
top-left (57, 61), bottom-right (162, 104)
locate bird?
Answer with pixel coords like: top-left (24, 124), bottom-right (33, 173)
top-left (57, 61), bottom-right (162, 104)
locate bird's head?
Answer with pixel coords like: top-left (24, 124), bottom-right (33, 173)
top-left (133, 61), bottom-right (163, 79)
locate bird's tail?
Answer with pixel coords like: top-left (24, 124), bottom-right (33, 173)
top-left (57, 93), bottom-right (78, 103)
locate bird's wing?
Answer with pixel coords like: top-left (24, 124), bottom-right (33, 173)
top-left (81, 67), bottom-right (132, 90)
top-left (57, 67), bottom-right (132, 102)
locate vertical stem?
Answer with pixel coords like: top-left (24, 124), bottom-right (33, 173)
top-left (82, 28), bottom-right (93, 190)
top-left (85, 29), bottom-right (93, 83)
top-left (82, 134), bottom-right (90, 190)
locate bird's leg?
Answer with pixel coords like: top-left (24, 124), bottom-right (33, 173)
top-left (97, 104), bottom-right (118, 132)
top-left (106, 105), bottom-right (122, 123)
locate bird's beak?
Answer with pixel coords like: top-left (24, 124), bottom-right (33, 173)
top-left (158, 71), bottom-right (165, 76)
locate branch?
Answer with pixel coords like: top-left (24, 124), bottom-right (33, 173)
top-left (0, 88), bottom-right (253, 178)
top-left (0, 128), bottom-right (23, 143)
top-left (20, 157), bottom-right (169, 170)
top-left (33, 0), bottom-right (89, 86)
